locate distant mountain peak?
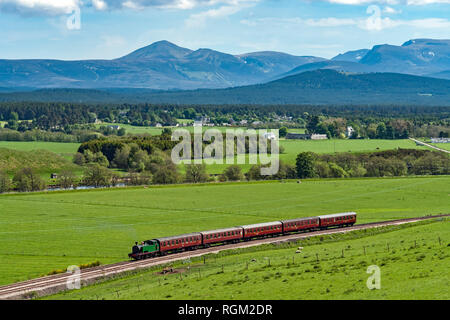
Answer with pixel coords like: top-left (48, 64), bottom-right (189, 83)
top-left (118, 40), bottom-right (193, 61)
top-left (402, 39), bottom-right (450, 47)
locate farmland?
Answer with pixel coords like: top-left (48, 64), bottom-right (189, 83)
top-left (430, 143), bottom-right (450, 152)
top-left (43, 218), bottom-right (450, 300)
top-left (0, 148), bottom-right (81, 177)
top-left (0, 176), bottom-right (448, 286)
top-left (0, 141), bottom-right (80, 160)
top-left (0, 136), bottom-right (430, 175)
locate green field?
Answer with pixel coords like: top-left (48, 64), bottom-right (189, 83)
top-left (44, 218), bottom-right (449, 300)
top-left (197, 139), bottom-right (428, 174)
top-left (430, 143), bottom-right (450, 152)
top-left (0, 147), bottom-right (81, 178)
top-left (0, 141), bottom-right (80, 160)
top-left (0, 176), bottom-right (448, 286)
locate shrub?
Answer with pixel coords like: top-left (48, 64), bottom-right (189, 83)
top-left (224, 165), bottom-right (244, 181)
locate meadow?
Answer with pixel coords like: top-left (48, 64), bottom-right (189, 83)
top-left (0, 148), bottom-right (81, 178)
top-left (430, 143), bottom-right (450, 152)
top-left (195, 138), bottom-right (428, 174)
top-left (0, 176), bottom-right (448, 286)
top-left (0, 141), bottom-right (80, 160)
top-left (44, 218), bottom-right (449, 300)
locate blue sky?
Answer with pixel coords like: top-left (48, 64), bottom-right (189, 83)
top-left (0, 0), bottom-right (449, 60)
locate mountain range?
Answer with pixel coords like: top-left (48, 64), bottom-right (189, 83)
top-left (0, 38), bottom-right (449, 91)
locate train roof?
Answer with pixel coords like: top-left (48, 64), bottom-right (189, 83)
top-left (317, 212), bottom-right (357, 219)
top-left (155, 232), bottom-right (202, 242)
top-left (201, 227), bottom-right (243, 235)
top-left (239, 221), bottom-right (282, 229)
top-left (281, 216), bottom-right (319, 223)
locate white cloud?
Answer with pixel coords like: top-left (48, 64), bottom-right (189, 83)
top-left (383, 5), bottom-right (401, 13)
top-left (185, 0), bottom-right (257, 27)
top-left (324, 0), bottom-right (450, 4)
top-left (241, 14), bottom-right (450, 31)
top-left (0, 0), bottom-right (80, 15)
top-left (0, 0), bottom-right (259, 15)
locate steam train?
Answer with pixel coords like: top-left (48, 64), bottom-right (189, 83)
top-left (129, 212), bottom-right (357, 260)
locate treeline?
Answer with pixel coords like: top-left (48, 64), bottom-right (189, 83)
top-left (294, 149), bottom-right (450, 179)
top-left (0, 102), bottom-right (448, 132)
top-left (0, 128), bottom-right (102, 143)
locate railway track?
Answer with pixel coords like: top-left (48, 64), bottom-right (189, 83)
top-left (0, 214), bottom-right (447, 300)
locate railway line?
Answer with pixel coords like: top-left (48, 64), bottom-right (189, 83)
top-left (0, 214), bottom-right (447, 300)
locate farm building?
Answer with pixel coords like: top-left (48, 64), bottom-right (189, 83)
top-left (286, 133), bottom-right (310, 140)
top-left (286, 133), bottom-right (328, 140)
top-left (431, 138), bottom-right (450, 143)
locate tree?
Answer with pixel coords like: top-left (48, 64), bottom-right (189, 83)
top-left (83, 164), bottom-right (113, 187)
top-left (376, 123), bottom-right (387, 139)
top-left (295, 152), bottom-right (316, 179)
top-left (93, 152), bottom-right (109, 167)
top-left (223, 165), bottom-right (244, 181)
top-left (328, 162), bottom-right (348, 178)
top-left (246, 165), bottom-right (265, 181)
top-left (117, 128), bottom-right (126, 136)
top-left (279, 127), bottom-right (288, 138)
top-left (0, 171), bottom-right (11, 193)
top-left (112, 145), bottom-right (131, 169)
top-left (57, 170), bottom-right (77, 189)
top-left (185, 164), bottom-right (209, 183)
top-left (306, 115), bottom-right (320, 134)
top-left (130, 149), bottom-right (149, 172)
top-left (152, 161), bottom-right (180, 184)
top-left (13, 167), bottom-right (46, 192)
top-left (73, 152), bottom-right (85, 166)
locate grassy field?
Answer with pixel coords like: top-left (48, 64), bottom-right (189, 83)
top-left (44, 218), bottom-right (449, 300)
top-left (198, 138), bottom-right (428, 174)
top-left (0, 141), bottom-right (80, 160)
top-left (0, 148), bottom-right (81, 177)
top-left (430, 143), bottom-right (450, 151)
top-left (0, 176), bottom-right (448, 286)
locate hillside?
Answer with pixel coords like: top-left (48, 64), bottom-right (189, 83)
top-left (0, 148), bottom-right (80, 175)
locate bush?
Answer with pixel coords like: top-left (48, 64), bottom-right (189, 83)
top-left (185, 163), bottom-right (209, 183)
top-left (224, 165), bottom-right (244, 181)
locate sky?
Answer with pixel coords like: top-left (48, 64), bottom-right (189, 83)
top-left (0, 0), bottom-right (449, 60)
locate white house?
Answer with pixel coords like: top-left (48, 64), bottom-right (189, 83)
top-left (263, 132), bottom-right (277, 140)
top-left (311, 134), bottom-right (328, 140)
top-left (346, 126), bottom-right (355, 138)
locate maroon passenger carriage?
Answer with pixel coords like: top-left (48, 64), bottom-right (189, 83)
top-left (201, 227), bottom-right (243, 246)
top-left (240, 221), bottom-right (283, 240)
top-left (281, 216), bottom-right (320, 233)
top-left (156, 232), bottom-right (202, 254)
top-left (318, 212), bottom-right (357, 229)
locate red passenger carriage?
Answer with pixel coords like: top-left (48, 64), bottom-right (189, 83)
top-left (201, 227), bottom-right (243, 246)
top-left (281, 217), bottom-right (320, 233)
top-left (241, 221), bottom-right (283, 239)
top-left (156, 233), bottom-right (202, 253)
top-left (318, 212), bottom-right (357, 228)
